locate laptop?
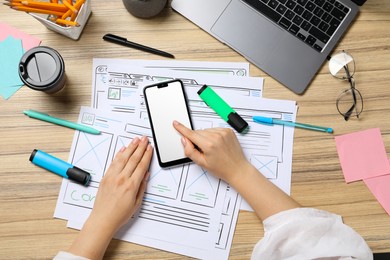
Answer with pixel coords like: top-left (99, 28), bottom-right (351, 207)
top-left (172, 0), bottom-right (367, 94)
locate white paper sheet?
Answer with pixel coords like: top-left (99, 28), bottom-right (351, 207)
top-left (91, 60), bottom-right (295, 210)
top-left (55, 107), bottom-right (241, 259)
top-left (54, 59), bottom-right (297, 259)
top-left (91, 60), bottom-right (261, 116)
top-left (55, 90), bottom-right (296, 258)
top-left (93, 58), bottom-right (250, 75)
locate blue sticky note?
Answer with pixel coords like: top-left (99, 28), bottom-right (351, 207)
top-left (0, 36), bottom-right (24, 99)
top-left (0, 84), bottom-right (24, 100)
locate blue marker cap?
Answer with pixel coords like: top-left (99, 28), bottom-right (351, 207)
top-left (253, 116), bottom-right (274, 125)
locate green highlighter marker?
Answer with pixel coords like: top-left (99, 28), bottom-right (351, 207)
top-left (197, 85), bottom-right (248, 133)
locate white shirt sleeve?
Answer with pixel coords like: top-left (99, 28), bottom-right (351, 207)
top-left (53, 251), bottom-right (90, 260)
top-left (251, 208), bottom-right (373, 260)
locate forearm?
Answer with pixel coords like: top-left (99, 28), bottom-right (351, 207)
top-left (68, 215), bottom-right (116, 260)
top-left (229, 163), bottom-right (301, 221)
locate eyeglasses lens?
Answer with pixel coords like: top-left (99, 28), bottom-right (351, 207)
top-left (329, 52), bottom-right (355, 79)
top-left (336, 88), bottom-right (363, 120)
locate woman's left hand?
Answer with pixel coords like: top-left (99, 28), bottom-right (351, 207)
top-left (68, 136), bottom-right (153, 260)
top-left (89, 136), bottom-right (153, 232)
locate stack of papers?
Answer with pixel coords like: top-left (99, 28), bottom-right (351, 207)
top-left (54, 58), bottom-right (297, 259)
top-left (0, 23), bottom-right (41, 100)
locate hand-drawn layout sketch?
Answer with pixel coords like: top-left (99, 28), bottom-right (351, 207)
top-left (71, 131), bottom-right (112, 182)
top-left (91, 59), bottom-right (261, 116)
top-left (182, 165), bottom-right (221, 207)
top-left (54, 59), bottom-right (296, 259)
top-left (55, 107), bottom-right (240, 260)
top-left (57, 88), bottom-right (296, 257)
top-left (90, 59), bottom-right (296, 210)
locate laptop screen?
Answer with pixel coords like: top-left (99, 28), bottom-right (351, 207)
top-left (352, 0), bottom-right (367, 6)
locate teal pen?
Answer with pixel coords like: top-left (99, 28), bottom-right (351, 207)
top-left (23, 110), bottom-right (101, 135)
top-left (252, 116), bottom-right (333, 133)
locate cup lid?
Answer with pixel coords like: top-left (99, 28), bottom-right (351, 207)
top-left (19, 46), bottom-right (64, 90)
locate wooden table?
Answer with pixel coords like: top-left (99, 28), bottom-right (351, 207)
top-left (1, 1), bottom-right (389, 258)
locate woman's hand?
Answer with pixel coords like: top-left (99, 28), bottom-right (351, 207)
top-left (68, 136), bottom-right (153, 259)
top-left (173, 121), bottom-right (300, 221)
top-left (89, 136), bottom-right (153, 232)
top-left (173, 121), bottom-right (251, 184)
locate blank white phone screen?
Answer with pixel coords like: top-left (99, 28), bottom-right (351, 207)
top-left (145, 81), bottom-right (192, 164)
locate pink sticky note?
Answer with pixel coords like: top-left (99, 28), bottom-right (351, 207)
top-left (335, 128), bottom-right (390, 183)
top-left (0, 22), bottom-right (41, 52)
top-left (363, 159), bottom-right (390, 216)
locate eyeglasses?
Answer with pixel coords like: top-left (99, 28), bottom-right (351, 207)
top-left (328, 51), bottom-right (363, 121)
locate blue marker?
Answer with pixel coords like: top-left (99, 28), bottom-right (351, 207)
top-left (29, 149), bottom-right (91, 186)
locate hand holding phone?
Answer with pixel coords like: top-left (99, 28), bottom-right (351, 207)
top-left (143, 80), bottom-right (194, 167)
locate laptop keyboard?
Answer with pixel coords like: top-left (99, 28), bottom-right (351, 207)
top-left (242, 0), bottom-right (350, 52)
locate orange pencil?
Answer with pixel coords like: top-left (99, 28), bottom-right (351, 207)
top-left (69, 0), bottom-right (85, 21)
top-left (62, 0), bottom-right (77, 13)
top-left (10, 5), bottom-right (65, 16)
top-left (21, 1), bottom-right (68, 12)
top-left (3, 2), bottom-right (23, 7)
top-left (73, 0), bottom-right (85, 11)
top-left (55, 18), bottom-right (79, 27)
top-left (70, 11), bottom-right (77, 21)
top-left (61, 8), bottom-right (72, 19)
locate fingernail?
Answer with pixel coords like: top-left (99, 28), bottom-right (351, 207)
top-left (173, 120), bottom-right (179, 126)
top-left (119, 146), bottom-right (126, 152)
top-left (181, 137), bottom-right (186, 146)
top-left (141, 136), bottom-right (148, 143)
top-left (147, 144), bottom-right (153, 151)
top-left (132, 137), bottom-right (140, 144)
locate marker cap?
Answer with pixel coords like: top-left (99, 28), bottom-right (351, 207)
top-left (228, 113), bottom-right (249, 133)
top-left (252, 116), bottom-right (274, 124)
top-left (66, 166), bottom-right (91, 186)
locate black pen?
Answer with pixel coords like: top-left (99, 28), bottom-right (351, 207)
top-left (103, 33), bottom-right (175, 59)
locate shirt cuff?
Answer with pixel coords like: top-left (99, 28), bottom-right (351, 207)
top-left (262, 207), bottom-right (342, 232)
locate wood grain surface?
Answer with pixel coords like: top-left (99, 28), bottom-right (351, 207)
top-left (0, 1), bottom-right (389, 259)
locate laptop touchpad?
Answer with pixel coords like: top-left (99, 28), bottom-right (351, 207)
top-left (211, 0), bottom-right (283, 65)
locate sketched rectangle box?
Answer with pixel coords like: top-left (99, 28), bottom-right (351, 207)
top-left (29, 0), bottom-right (92, 40)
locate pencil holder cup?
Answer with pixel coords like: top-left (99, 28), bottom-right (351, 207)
top-left (29, 0), bottom-right (92, 40)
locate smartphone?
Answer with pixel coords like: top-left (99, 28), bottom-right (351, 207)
top-left (143, 79), bottom-right (194, 167)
